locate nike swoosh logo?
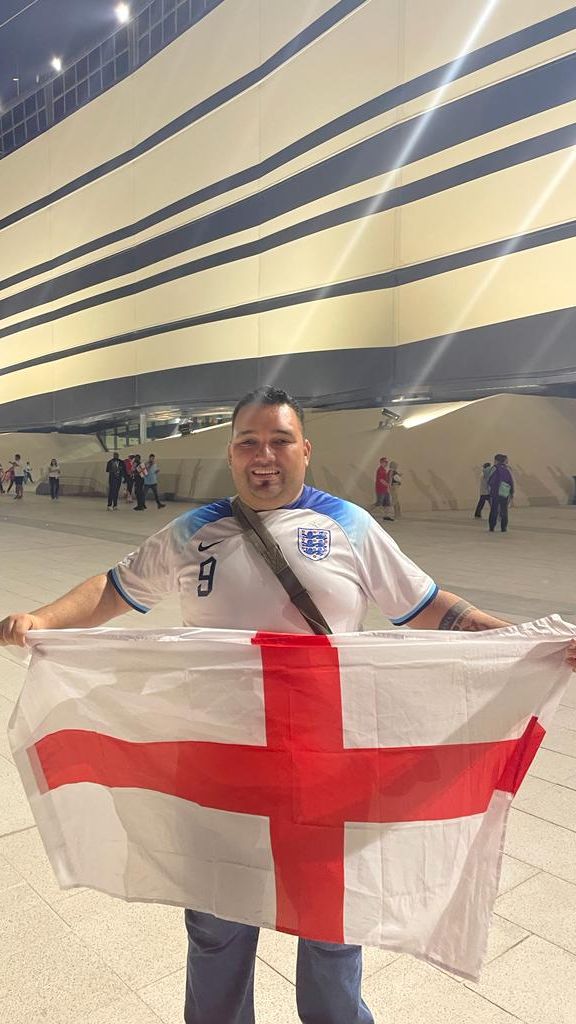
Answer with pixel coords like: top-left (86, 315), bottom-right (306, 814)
top-left (198, 540), bottom-right (223, 551)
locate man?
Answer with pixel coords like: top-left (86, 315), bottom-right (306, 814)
top-left (488, 454), bottom-right (515, 533)
top-left (105, 451), bottom-right (125, 511)
top-left (123, 454), bottom-right (135, 502)
top-left (474, 461), bottom-right (492, 519)
top-left (374, 456), bottom-right (392, 519)
top-left (132, 454), bottom-right (148, 511)
top-left (143, 454), bottom-right (166, 509)
top-left (1, 386), bottom-right (575, 1024)
top-left (11, 454), bottom-right (24, 500)
top-left (389, 459), bottom-right (402, 519)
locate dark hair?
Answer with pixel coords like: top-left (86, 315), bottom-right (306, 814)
top-left (113, 451), bottom-right (119, 459)
top-left (494, 453), bottom-right (508, 464)
top-left (15, 453), bottom-right (20, 459)
top-left (483, 462), bottom-right (491, 468)
top-left (231, 386), bottom-right (304, 430)
top-left (149, 453), bottom-right (155, 458)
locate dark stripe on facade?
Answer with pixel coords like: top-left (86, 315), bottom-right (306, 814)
top-left (2, 51), bottom-right (576, 328)
top-left (0, 0), bottom-right (368, 233)
top-left (0, 304), bottom-right (575, 430)
top-left (1, 1), bottom-right (575, 261)
top-left (2, 206), bottom-right (576, 354)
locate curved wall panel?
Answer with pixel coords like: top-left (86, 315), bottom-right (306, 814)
top-left (1, 0), bottom-right (575, 429)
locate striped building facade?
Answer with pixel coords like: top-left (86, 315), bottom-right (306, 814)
top-left (1, 0), bottom-right (575, 431)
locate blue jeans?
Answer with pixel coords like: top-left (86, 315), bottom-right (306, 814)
top-left (489, 495), bottom-right (510, 532)
top-left (184, 910), bottom-right (374, 1024)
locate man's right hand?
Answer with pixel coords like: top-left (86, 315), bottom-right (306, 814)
top-left (0, 613), bottom-right (40, 647)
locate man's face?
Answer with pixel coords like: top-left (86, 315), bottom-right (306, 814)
top-left (228, 403), bottom-right (311, 510)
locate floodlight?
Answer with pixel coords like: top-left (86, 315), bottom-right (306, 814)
top-left (115, 3), bottom-right (130, 23)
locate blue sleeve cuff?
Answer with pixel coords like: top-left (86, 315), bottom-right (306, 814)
top-left (390, 582), bottom-right (439, 625)
top-left (107, 568), bottom-right (150, 614)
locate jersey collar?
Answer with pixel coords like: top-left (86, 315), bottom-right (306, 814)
top-left (282, 485), bottom-right (315, 510)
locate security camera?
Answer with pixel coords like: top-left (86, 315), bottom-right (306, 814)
top-left (381, 407), bottom-right (401, 422)
top-left (378, 407), bottom-right (401, 430)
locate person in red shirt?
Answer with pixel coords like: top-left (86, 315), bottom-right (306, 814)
top-left (123, 455), bottom-right (135, 502)
top-left (374, 457), bottom-right (393, 518)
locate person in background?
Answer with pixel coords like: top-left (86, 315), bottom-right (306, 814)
top-left (24, 461), bottom-right (34, 484)
top-left (5, 463), bottom-right (14, 493)
top-left (143, 454), bottom-right (166, 510)
top-left (389, 460), bottom-right (402, 519)
top-left (132, 454), bottom-right (147, 511)
top-left (474, 463), bottom-right (492, 519)
top-left (105, 451), bottom-right (125, 511)
top-left (48, 459), bottom-right (61, 500)
top-left (12, 455), bottom-right (24, 500)
top-left (0, 463), bottom-right (4, 494)
top-left (488, 454), bottom-right (514, 533)
top-left (123, 454), bottom-right (135, 502)
top-left (374, 457), bottom-right (393, 519)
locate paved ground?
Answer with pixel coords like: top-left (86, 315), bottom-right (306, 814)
top-left (0, 493), bottom-right (575, 1023)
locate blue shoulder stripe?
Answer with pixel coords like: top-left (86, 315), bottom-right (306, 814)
top-left (172, 499), bottom-right (233, 549)
top-left (290, 485), bottom-right (371, 546)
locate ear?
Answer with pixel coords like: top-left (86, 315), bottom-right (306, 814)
top-left (227, 442), bottom-right (232, 467)
top-left (303, 438), bottom-right (312, 466)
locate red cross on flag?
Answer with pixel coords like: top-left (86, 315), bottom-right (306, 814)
top-left (8, 617), bottom-right (575, 980)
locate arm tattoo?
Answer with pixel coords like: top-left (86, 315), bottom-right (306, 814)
top-left (438, 600), bottom-right (480, 631)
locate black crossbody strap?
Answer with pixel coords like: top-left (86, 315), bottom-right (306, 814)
top-left (231, 496), bottom-right (332, 636)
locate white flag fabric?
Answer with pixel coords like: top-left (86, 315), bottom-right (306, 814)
top-left (8, 616), bottom-right (575, 980)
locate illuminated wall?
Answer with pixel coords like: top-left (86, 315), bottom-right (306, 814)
top-left (1, 0), bottom-right (575, 430)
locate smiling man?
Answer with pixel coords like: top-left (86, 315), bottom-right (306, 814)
top-left (1, 385), bottom-right (575, 1024)
top-left (230, 398), bottom-right (312, 508)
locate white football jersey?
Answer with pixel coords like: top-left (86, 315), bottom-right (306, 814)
top-left (110, 486), bottom-right (437, 633)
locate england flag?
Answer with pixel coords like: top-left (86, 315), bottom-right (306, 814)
top-left (8, 617), bottom-right (575, 980)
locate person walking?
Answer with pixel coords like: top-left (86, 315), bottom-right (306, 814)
top-left (12, 455), bottom-right (24, 499)
top-left (24, 461), bottom-right (34, 485)
top-left (0, 463), bottom-right (4, 494)
top-left (474, 463), bottom-right (492, 518)
top-left (48, 459), bottom-right (61, 500)
top-left (105, 452), bottom-right (125, 511)
top-left (132, 454), bottom-right (147, 511)
top-left (488, 454), bottom-right (514, 533)
top-left (143, 454), bottom-right (166, 509)
top-left (3, 386), bottom-right (572, 1024)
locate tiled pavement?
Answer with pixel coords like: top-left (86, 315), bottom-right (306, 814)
top-left (0, 494), bottom-right (575, 1023)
